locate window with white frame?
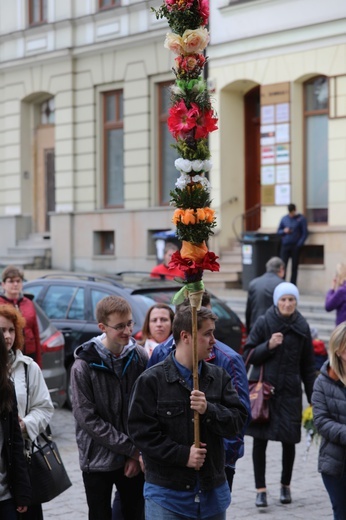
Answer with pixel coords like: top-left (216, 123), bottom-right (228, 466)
top-left (103, 90), bottom-right (124, 208)
top-left (304, 76), bottom-right (329, 223)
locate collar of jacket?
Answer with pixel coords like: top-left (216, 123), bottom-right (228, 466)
top-left (162, 352), bottom-right (214, 385)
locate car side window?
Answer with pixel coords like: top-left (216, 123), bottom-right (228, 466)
top-left (24, 284), bottom-right (44, 300)
top-left (41, 286), bottom-right (77, 319)
top-left (67, 288), bottom-right (85, 320)
top-left (91, 289), bottom-right (111, 321)
top-left (210, 298), bottom-right (231, 320)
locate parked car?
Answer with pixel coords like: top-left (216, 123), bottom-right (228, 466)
top-left (24, 273), bottom-right (246, 407)
top-left (32, 299), bottom-right (67, 408)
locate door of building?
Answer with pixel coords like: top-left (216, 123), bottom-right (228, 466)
top-left (244, 86), bottom-right (261, 231)
top-left (35, 126), bottom-right (55, 233)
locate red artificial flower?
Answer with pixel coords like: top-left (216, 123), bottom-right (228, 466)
top-left (169, 250), bottom-right (220, 276)
top-left (165, 0), bottom-right (194, 11)
top-left (197, 0), bottom-right (210, 26)
top-left (189, 102), bottom-right (218, 139)
top-left (168, 100), bottom-right (197, 139)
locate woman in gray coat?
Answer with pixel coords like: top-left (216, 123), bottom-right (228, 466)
top-left (312, 322), bottom-right (346, 520)
top-left (243, 283), bottom-right (316, 508)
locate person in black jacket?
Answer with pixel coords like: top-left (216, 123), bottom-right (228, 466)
top-left (245, 256), bottom-right (285, 333)
top-left (0, 330), bottom-right (31, 518)
top-left (128, 306), bottom-right (248, 520)
top-left (312, 322), bottom-right (346, 520)
top-left (243, 282), bottom-right (316, 509)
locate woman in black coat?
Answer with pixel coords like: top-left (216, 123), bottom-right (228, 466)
top-left (243, 282), bottom-right (316, 508)
top-left (312, 322), bottom-right (346, 520)
top-left (0, 330), bottom-right (31, 518)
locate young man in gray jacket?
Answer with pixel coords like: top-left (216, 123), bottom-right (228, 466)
top-left (71, 295), bottom-right (148, 520)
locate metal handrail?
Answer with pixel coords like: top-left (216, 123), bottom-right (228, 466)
top-left (232, 203), bottom-right (261, 242)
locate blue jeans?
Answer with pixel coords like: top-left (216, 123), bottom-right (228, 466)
top-left (0, 498), bottom-right (17, 520)
top-left (145, 498), bottom-right (226, 520)
top-left (322, 470), bottom-right (346, 520)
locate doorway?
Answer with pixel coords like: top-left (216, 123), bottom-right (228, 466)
top-left (244, 85), bottom-right (261, 231)
top-left (35, 126), bottom-right (55, 233)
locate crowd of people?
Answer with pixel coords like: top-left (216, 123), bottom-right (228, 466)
top-left (1, 237), bottom-right (346, 520)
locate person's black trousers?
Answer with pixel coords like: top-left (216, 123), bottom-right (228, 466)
top-left (280, 244), bottom-right (301, 285)
top-left (252, 438), bottom-right (295, 489)
top-left (83, 468), bottom-right (144, 520)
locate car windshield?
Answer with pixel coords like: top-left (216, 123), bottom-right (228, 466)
top-left (131, 293), bottom-right (175, 311)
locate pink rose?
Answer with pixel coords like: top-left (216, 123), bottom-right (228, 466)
top-left (164, 32), bottom-right (184, 55)
top-left (182, 27), bottom-right (209, 54)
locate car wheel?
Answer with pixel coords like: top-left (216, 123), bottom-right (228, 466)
top-left (65, 363), bottom-right (73, 410)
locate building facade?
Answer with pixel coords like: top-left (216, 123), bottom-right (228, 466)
top-left (209, 0), bottom-right (346, 292)
top-left (0, 0), bottom-right (345, 293)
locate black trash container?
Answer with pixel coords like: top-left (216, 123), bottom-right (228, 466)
top-left (241, 232), bottom-right (281, 290)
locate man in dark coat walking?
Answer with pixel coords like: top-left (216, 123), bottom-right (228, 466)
top-left (245, 257), bottom-right (285, 333)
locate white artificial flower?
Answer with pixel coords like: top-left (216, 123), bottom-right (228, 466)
top-left (191, 160), bottom-right (204, 172)
top-left (175, 174), bottom-right (190, 190)
top-left (175, 158), bottom-right (192, 173)
top-left (203, 160), bottom-right (213, 172)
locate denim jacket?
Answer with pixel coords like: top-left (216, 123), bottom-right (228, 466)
top-left (128, 353), bottom-right (248, 492)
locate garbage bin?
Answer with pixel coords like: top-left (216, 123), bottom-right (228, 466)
top-left (241, 232), bottom-right (281, 290)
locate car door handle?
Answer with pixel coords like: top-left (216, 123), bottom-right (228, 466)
top-left (60, 328), bottom-right (73, 337)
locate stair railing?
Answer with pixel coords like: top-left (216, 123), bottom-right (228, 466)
top-left (232, 203), bottom-right (261, 242)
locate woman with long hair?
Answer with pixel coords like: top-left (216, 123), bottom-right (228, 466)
top-left (312, 322), bottom-right (346, 520)
top-left (140, 303), bottom-right (174, 358)
top-left (325, 263), bottom-right (346, 326)
top-left (0, 329), bottom-right (31, 517)
top-left (0, 304), bottom-right (54, 519)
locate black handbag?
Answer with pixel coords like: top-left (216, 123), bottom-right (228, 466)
top-left (27, 430), bottom-right (72, 504)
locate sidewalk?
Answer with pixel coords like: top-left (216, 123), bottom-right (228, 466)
top-left (43, 407), bottom-right (332, 519)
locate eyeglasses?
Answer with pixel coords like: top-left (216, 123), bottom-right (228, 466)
top-left (104, 320), bottom-right (135, 333)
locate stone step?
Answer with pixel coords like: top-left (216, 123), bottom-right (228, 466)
top-left (8, 246), bottom-right (50, 256)
top-left (0, 255), bottom-right (35, 266)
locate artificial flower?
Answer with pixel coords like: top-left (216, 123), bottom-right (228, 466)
top-left (181, 208), bottom-right (196, 225)
top-left (192, 104), bottom-right (218, 139)
top-left (170, 248), bottom-right (220, 275)
top-left (165, 0), bottom-right (194, 11)
top-left (164, 32), bottom-right (184, 55)
top-left (168, 100), bottom-right (197, 139)
top-left (172, 208), bottom-right (185, 225)
top-left (192, 175), bottom-right (211, 191)
top-left (175, 158), bottom-right (192, 172)
top-left (197, 0), bottom-right (209, 26)
top-left (191, 159), bottom-right (204, 171)
top-left (203, 207), bottom-right (215, 223)
top-left (175, 173), bottom-right (191, 189)
top-left (182, 27), bottom-right (209, 54)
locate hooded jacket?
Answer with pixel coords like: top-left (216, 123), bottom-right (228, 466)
top-left (312, 361), bottom-right (346, 478)
top-left (277, 212), bottom-right (308, 248)
top-left (71, 336), bottom-right (148, 473)
top-left (243, 305), bottom-right (316, 444)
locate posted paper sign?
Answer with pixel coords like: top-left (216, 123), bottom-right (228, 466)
top-left (261, 125), bottom-right (275, 145)
top-left (275, 184), bottom-right (291, 205)
top-left (261, 145), bottom-right (275, 164)
top-left (276, 103), bottom-right (290, 123)
top-left (261, 105), bottom-right (275, 125)
top-left (261, 166), bottom-right (275, 185)
top-left (276, 164), bottom-right (290, 183)
top-left (276, 123), bottom-right (290, 143)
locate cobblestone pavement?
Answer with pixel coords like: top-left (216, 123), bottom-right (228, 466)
top-left (42, 406), bottom-right (332, 519)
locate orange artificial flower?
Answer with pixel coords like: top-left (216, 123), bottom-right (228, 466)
top-left (181, 208), bottom-right (196, 225)
top-left (195, 208), bottom-right (206, 222)
top-left (203, 207), bottom-right (215, 223)
top-left (172, 208), bottom-right (185, 225)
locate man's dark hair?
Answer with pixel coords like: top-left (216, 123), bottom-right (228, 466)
top-left (172, 306), bottom-right (217, 343)
top-left (288, 203), bottom-right (296, 213)
top-left (266, 256), bottom-right (285, 274)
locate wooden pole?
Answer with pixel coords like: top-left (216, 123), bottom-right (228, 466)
top-left (191, 305), bottom-right (200, 448)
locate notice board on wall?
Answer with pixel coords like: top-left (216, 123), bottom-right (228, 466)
top-left (260, 82), bottom-right (291, 206)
